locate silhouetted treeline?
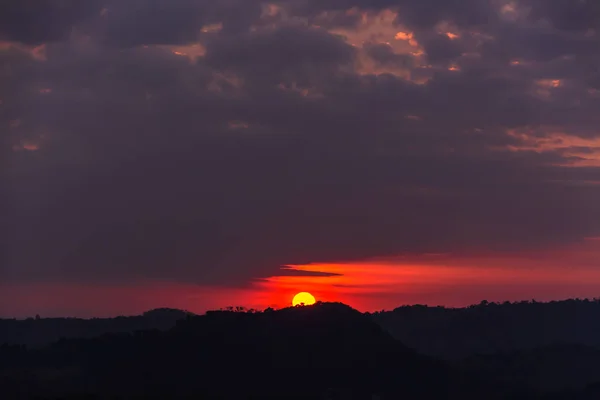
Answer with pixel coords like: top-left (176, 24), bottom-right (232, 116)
top-left (371, 298), bottom-right (600, 358)
top-left (3, 300), bottom-right (600, 399)
top-left (6, 299), bottom-right (600, 358)
top-left (0, 303), bottom-right (534, 400)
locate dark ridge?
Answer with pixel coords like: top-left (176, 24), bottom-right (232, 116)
top-left (0, 308), bottom-right (194, 348)
top-left (371, 298), bottom-right (600, 359)
top-left (0, 302), bottom-right (525, 400)
top-left (4, 300), bottom-right (600, 398)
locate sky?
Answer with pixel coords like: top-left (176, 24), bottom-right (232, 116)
top-left (1, 0), bottom-right (600, 318)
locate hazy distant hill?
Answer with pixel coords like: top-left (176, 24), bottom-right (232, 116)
top-left (371, 299), bottom-right (600, 359)
top-left (0, 308), bottom-right (192, 348)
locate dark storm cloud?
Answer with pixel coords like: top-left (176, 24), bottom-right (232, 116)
top-left (277, 0), bottom-right (495, 29)
top-left (204, 25), bottom-right (356, 78)
top-left (99, 0), bottom-right (263, 47)
top-left (524, 0), bottom-right (600, 32)
top-left (392, 0), bottom-right (495, 29)
top-left (100, 0), bottom-right (208, 47)
top-left (481, 25), bottom-right (600, 64)
top-left (3, 0), bottom-right (600, 286)
top-left (310, 9), bottom-right (364, 29)
top-left (417, 33), bottom-right (464, 64)
top-left (0, 0), bottom-right (264, 46)
top-left (0, 0), bottom-right (104, 44)
top-left (363, 42), bottom-right (414, 68)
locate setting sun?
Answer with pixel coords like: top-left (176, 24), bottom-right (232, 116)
top-left (292, 292), bottom-right (316, 306)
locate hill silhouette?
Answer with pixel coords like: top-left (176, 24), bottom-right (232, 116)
top-left (5, 299), bottom-right (600, 358)
top-left (1, 302), bottom-right (528, 399)
top-left (460, 343), bottom-right (600, 393)
top-left (3, 300), bottom-right (600, 399)
top-left (372, 299), bottom-right (600, 358)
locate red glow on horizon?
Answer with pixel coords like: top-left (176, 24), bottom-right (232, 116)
top-left (252, 239), bottom-right (600, 311)
top-left (3, 240), bottom-right (600, 318)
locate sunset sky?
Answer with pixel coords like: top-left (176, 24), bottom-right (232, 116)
top-left (2, 0), bottom-right (600, 318)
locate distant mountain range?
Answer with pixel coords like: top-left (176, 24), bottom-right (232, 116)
top-left (0, 303), bottom-right (519, 399)
top-left (2, 300), bottom-right (600, 399)
top-left (0, 307), bottom-right (192, 348)
top-left (4, 299), bottom-right (600, 358)
top-left (372, 299), bottom-right (600, 358)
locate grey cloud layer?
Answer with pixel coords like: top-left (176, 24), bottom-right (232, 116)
top-left (2, 0), bottom-right (600, 285)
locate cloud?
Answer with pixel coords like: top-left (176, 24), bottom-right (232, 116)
top-left (98, 0), bottom-right (265, 47)
top-left (524, 0), bottom-right (600, 32)
top-left (0, 0), bottom-right (105, 44)
top-left (277, 0), bottom-right (496, 29)
top-left (362, 42), bottom-right (415, 68)
top-left (417, 32), bottom-right (464, 64)
top-left (2, 0), bottom-right (600, 290)
top-left (204, 25), bottom-right (356, 81)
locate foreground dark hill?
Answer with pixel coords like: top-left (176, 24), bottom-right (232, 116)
top-left (460, 343), bottom-right (600, 393)
top-left (0, 303), bottom-right (523, 400)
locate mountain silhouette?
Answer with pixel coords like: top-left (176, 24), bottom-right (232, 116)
top-left (372, 299), bottom-right (600, 358)
top-left (0, 302), bottom-right (529, 399)
top-left (3, 301), bottom-right (600, 399)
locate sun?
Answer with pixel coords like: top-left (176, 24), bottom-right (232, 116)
top-left (292, 292), bottom-right (316, 306)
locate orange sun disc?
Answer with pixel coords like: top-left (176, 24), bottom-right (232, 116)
top-left (292, 292), bottom-right (316, 306)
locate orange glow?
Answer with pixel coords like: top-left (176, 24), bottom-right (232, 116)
top-left (323, 9), bottom-right (428, 81)
top-left (32, 44), bottom-right (47, 61)
top-left (254, 239), bottom-right (600, 311)
top-left (0, 41), bottom-right (46, 61)
top-left (159, 43), bottom-right (206, 63)
top-left (393, 31), bottom-right (416, 45)
top-left (4, 243), bottom-right (600, 318)
top-left (22, 142), bottom-right (40, 151)
top-left (541, 79), bottom-right (561, 88)
top-left (501, 3), bottom-right (517, 14)
top-left (394, 31), bottom-right (419, 47)
top-left (328, 9), bottom-right (413, 52)
top-left (278, 82), bottom-right (323, 98)
top-left (534, 79), bottom-right (562, 98)
top-left (330, 9), bottom-right (400, 46)
top-left (500, 2), bottom-right (520, 21)
top-left (292, 292), bottom-right (316, 306)
top-left (261, 3), bottom-right (281, 18)
top-left (501, 128), bottom-right (600, 167)
top-left (201, 23), bottom-right (223, 33)
top-left (208, 72), bottom-right (245, 94)
top-left (13, 138), bottom-right (42, 152)
top-left (228, 121), bottom-right (249, 130)
top-left (0, 282), bottom-right (259, 318)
